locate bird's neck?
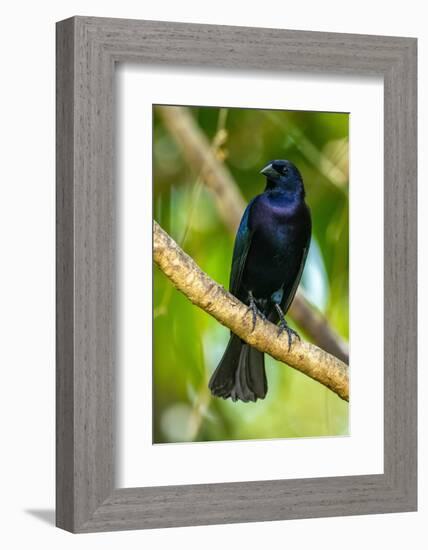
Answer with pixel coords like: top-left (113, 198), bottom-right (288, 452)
top-left (249, 190), bottom-right (307, 234)
top-left (266, 188), bottom-right (304, 210)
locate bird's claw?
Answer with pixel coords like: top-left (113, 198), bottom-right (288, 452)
top-left (274, 303), bottom-right (300, 351)
top-left (247, 292), bottom-right (265, 331)
top-left (278, 320), bottom-right (300, 352)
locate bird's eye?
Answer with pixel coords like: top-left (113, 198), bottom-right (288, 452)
top-left (282, 167), bottom-right (288, 175)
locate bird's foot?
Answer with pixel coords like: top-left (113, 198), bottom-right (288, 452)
top-left (278, 320), bottom-right (300, 351)
top-left (247, 291), bottom-right (266, 331)
top-left (274, 303), bottom-right (300, 351)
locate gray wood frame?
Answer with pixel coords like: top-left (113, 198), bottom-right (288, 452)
top-left (56, 16), bottom-right (417, 533)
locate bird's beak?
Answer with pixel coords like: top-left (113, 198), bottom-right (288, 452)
top-left (260, 163), bottom-right (277, 179)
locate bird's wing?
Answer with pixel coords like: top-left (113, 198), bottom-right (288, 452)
top-left (280, 243), bottom-right (310, 315)
top-left (229, 198), bottom-right (256, 297)
top-left (280, 211), bottom-right (312, 315)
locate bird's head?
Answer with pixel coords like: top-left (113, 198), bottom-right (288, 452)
top-left (260, 160), bottom-right (305, 197)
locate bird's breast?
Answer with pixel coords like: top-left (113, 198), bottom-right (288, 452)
top-left (242, 193), bottom-right (310, 300)
top-left (250, 194), bottom-right (304, 251)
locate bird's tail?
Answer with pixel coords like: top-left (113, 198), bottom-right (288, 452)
top-left (208, 333), bottom-right (267, 402)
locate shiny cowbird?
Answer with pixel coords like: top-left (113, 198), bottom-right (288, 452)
top-left (209, 160), bottom-right (311, 402)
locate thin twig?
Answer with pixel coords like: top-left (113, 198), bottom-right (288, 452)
top-left (158, 106), bottom-right (245, 233)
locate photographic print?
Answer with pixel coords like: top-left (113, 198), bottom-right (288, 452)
top-left (153, 104), bottom-right (349, 444)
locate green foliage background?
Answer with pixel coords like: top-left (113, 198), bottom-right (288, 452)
top-left (153, 105), bottom-right (349, 444)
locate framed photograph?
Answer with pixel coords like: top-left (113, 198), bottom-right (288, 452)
top-left (56, 16), bottom-right (417, 532)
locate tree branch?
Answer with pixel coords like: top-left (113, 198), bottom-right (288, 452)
top-left (288, 295), bottom-right (349, 364)
top-left (153, 221), bottom-right (349, 402)
top-left (158, 105), bottom-right (349, 364)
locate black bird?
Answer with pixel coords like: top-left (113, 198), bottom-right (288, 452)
top-left (209, 160), bottom-right (311, 402)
